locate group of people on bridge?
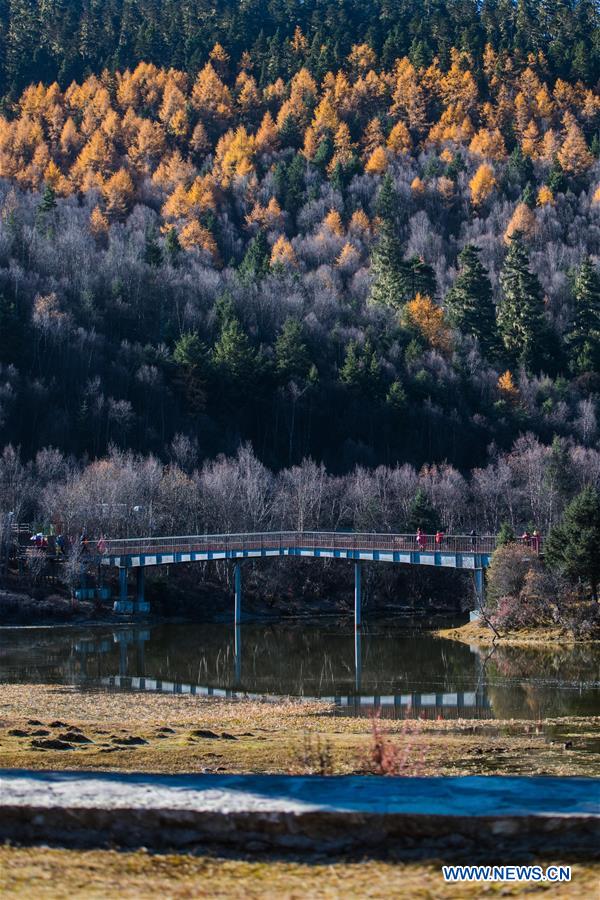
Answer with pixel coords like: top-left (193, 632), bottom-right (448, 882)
top-left (414, 528), bottom-right (542, 552)
top-left (414, 528), bottom-right (480, 550)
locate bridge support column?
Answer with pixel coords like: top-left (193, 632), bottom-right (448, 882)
top-left (114, 567), bottom-right (133, 614)
top-left (354, 625), bottom-right (362, 694)
top-left (354, 561), bottom-right (362, 628)
top-left (135, 566), bottom-right (149, 614)
top-left (471, 568), bottom-right (485, 621)
top-left (234, 562), bottom-right (242, 626)
top-left (234, 622), bottom-right (242, 687)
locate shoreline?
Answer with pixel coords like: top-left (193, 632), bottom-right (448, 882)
top-left (435, 620), bottom-right (600, 647)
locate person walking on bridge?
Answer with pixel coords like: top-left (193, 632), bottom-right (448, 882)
top-left (416, 528), bottom-right (427, 550)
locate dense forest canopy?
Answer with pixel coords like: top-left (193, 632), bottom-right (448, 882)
top-left (0, 0), bottom-right (597, 482)
top-left (1, 0), bottom-right (599, 100)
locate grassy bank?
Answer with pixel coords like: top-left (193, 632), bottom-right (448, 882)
top-left (435, 620), bottom-right (600, 647)
top-left (0, 684), bottom-right (598, 777)
top-left (0, 847), bottom-right (597, 899)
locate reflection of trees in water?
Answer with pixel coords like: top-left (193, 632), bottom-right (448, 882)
top-left (1, 622), bottom-right (479, 696)
top-left (2, 624), bottom-right (598, 719)
top-left (483, 644), bottom-right (600, 719)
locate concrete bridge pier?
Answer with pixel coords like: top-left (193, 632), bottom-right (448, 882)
top-left (354, 561), bottom-right (362, 628)
top-left (354, 563), bottom-right (362, 693)
top-left (113, 566), bottom-right (149, 615)
top-left (471, 568), bottom-right (485, 621)
top-left (135, 567), bottom-right (149, 614)
top-left (114, 567), bottom-right (133, 614)
top-left (234, 562), bottom-right (242, 626)
top-left (234, 622), bottom-right (242, 687)
top-left (354, 625), bottom-right (362, 693)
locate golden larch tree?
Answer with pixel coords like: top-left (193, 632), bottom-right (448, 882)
top-left (469, 163), bottom-right (496, 205)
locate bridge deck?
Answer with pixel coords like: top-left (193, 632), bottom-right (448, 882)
top-left (97, 531), bottom-right (505, 570)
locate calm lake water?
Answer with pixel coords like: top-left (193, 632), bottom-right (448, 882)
top-left (1, 620), bottom-right (599, 720)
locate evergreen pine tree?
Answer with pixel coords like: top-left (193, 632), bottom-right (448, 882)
top-left (497, 522), bottom-right (516, 545)
top-left (213, 314), bottom-right (255, 384)
top-left (507, 145), bottom-right (533, 185)
top-left (445, 244), bottom-right (499, 358)
top-left (408, 488), bottom-right (440, 532)
top-left (313, 135), bottom-right (334, 172)
top-left (340, 340), bottom-right (362, 388)
top-left (386, 379), bottom-right (407, 411)
top-left (497, 232), bottom-right (549, 372)
top-left (278, 113), bottom-right (300, 148)
top-left (545, 486), bottom-right (600, 602)
top-left (520, 181), bottom-right (535, 209)
top-left (144, 229), bottom-right (162, 267)
top-left (406, 256), bottom-right (437, 299)
top-left (282, 153), bottom-right (305, 220)
top-left (173, 331), bottom-right (209, 412)
top-left (545, 435), bottom-right (575, 501)
top-left (165, 227), bottom-right (181, 264)
top-left (446, 152), bottom-right (465, 181)
top-left (339, 339), bottom-right (382, 399)
top-left (565, 256), bottom-right (600, 374)
top-left (275, 319), bottom-right (310, 381)
top-left (369, 230), bottom-right (411, 307)
top-left (239, 229), bottom-right (270, 281)
top-left (36, 183), bottom-right (57, 235)
top-left (374, 173), bottom-right (399, 227)
top-left (38, 183), bottom-right (56, 214)
top-left (547, 158), bottom-right (567, 194)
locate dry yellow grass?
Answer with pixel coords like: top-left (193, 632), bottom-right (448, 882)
top-left (0, 847), bottom-right (598, 899)
top-left (0, 683), bottom-right (598, 777)
top-left (436, 621), bottom-right (600, 647)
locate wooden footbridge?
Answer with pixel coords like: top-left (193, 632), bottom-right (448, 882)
top-left (90, 531), bottom-right (507, 618)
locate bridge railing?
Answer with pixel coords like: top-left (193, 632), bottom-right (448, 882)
top-left (90, 531), bottom-right (506, 559)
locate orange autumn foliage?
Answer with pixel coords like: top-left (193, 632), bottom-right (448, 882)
top-left (405, 293), bottom-right (452, 354)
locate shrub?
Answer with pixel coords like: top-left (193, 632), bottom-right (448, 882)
top-left (486, 543), bottom-right (543, 611)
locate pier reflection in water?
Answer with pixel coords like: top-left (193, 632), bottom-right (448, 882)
top-left (1, 621), bottom-right (598, 720)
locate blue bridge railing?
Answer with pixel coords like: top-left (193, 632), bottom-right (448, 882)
top-left (93, 531), bottom-right (516, 560)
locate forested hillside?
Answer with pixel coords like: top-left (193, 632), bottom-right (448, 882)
top-left (2, 1), bottom-right (598, 101)
top-left (0, 0), bottom-right (598, 476)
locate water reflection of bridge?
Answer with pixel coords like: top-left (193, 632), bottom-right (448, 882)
top-left (74, 626), bottom-right (490, 719)
top-left (99, 673), bottom-right (490, 719)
